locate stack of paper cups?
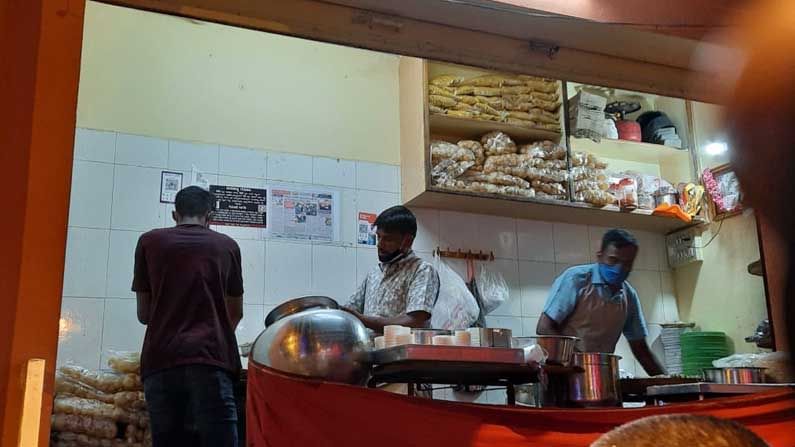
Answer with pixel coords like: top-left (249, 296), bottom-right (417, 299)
top-left (468, 328), bottom-right (482, 347)
top-left (454, 330), bottom-right (472, 346)
top-left (395, 333), bottom-right (414, 346)
top-left (373, 336), bottom-right (386, 350)
top-left (432, 335), bottom-right (455, 346)
top-left (384, 325), bottom-right (411, 348)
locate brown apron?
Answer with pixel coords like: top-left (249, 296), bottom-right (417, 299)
top-left (558, 274), bottom-right (629, 353)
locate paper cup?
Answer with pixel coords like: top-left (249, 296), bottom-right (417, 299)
top-left (432, 335), bottom-right (455, 346)
top-left (395, 333), bottom-right (414, 346)
top-left (454, 330), bottom-right (472, 346)
top-left (384, 325), bottom-right (410, 339)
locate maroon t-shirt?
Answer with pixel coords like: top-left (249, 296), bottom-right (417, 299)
top-left (132, 224), bottom-right (244, 379)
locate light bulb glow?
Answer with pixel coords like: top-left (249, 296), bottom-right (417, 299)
top-left (705, 142), bottom-right (728, 156)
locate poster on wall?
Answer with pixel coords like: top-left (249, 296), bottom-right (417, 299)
top-left (267, 187), bottom-right (338, 242)
top-left (209, 185), bottom-right (268, 228)
top-left (357, 212), bottom-right (377, 246)
top-left (160, 171), bottom-right (183, 203)
top-left (191, 165), bottom-right (211, 191)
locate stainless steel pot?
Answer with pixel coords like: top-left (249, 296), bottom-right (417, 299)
top-left (654, 192), bottom-right (679, 208)
top-left (703, 367), bottom-right (766, 384)
top-left (251, 296), bottom-right (371, 385)
top-left (568, 353), bottom-right (622, 407)
top-left (469, 328), bottom-right (513, 347)
top-left (512, 336), bottom-right (579, 366)
top-left (412, 329), bottom-right (452, 345)
top-left (264, 295), bottom-right (338, 327)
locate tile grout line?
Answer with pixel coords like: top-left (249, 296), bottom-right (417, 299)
top-left (96, 298), bottom-right (108, 371)
top-left (103, 133), bottom-right (119, 298)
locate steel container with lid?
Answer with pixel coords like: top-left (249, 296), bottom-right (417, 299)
top-left (250, 296), bottom-right (371, 385)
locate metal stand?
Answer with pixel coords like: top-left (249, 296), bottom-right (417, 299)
top-left (367, 346), bottom-right (580, 406)
top-left (506, 384), bottom-right (516, 405)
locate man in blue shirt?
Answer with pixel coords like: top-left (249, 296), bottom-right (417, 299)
top-left (537, 229), bottom-right (665, 376)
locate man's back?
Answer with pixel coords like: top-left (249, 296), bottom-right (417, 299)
top-left (133, 224), bottom-right (243, 378)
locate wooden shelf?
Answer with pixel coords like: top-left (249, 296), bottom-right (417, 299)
top-left (570, 136), bottom-right (690, 165)
top-left (399, 57), bottom-right (701, 234)
top-left (429, 114), bottom-right (561, 142)
top-left (408, 188), bottom-right (703, 234)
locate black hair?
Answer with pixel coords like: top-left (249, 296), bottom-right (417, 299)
top-left (374, 206), bottom-right (417, 238)
top-left (601, 229), bottom-right (638, 252)
top-left (175, 186), bottom-right (215, 218)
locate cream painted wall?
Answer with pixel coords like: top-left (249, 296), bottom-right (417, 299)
top-left (77, 2), bottom-right (401, 165)
top-left (673, 101), bottom-right (768, 353)
top-left (674, 213), bottom-right (767, 353)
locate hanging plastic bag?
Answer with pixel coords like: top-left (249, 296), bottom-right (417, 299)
top-left (430, 254), bottom-right (479, 330)
top-left (523, 344), bottom-right (548, 364)
top-left (466, 259), bottom-right (487, 328)
top-left (476, 263), bottom-right (509, 315)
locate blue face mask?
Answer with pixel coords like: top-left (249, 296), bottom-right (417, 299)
top-left (599, 263), bottom-right (629, 286)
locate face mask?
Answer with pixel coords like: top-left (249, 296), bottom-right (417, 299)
top-left (378, 249), bottom-right (403, 263)
top-left (599, 263), bottom-right (629, 286)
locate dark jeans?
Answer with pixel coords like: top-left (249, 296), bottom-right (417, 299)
top-left (144, 365), bottom-right (238, 447)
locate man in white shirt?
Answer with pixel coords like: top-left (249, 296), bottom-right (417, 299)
top-left (343, 206), bottom-right (439, 332)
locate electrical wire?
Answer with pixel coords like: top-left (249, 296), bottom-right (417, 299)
top-left (692, 218), bottom-right (724, 249)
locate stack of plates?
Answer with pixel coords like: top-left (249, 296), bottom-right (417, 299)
top-left (660, 325), bottom-right (691, 374)
top-left (680, 331), bottom-right (729, 376)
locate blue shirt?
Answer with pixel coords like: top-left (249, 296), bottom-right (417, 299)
top-left (543, 263), bottom-right (648, 341)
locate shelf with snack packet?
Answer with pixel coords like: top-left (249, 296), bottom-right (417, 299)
top-left (398, 56), bottom-right (704, 234)
top-left (425, 60), bottom-right (563, 139)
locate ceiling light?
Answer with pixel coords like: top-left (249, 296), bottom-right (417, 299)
top-left (705, 142), bottom-right (728, 156)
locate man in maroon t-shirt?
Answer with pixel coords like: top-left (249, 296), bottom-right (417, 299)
top-left (133, 186), bottom-right (244, 447)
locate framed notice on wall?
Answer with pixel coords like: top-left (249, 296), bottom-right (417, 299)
top-left (160, 171), bottom-right (183, 203)
top-left (209, 185), bottom-right (267, 228)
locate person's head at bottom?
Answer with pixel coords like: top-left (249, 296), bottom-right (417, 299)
top-left (592, 414), bottom-right (768, 447)
top-left (374, 206), bottom-right (417, 263)
top-left (173, 186), bottom-right (215, 227)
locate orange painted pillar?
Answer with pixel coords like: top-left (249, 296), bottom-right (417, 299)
top-left (0, 0), bottom-right (85, 444)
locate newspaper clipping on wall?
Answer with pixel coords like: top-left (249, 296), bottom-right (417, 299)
top-left (357, 212), bottom-right (377, 246)
top-left (267, 187), bottom-right (339, 241)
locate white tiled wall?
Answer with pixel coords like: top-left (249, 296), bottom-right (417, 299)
top-left (59, 128), bottom-right (679, 382)
top-left (58, 128), bottom-right (400, 371)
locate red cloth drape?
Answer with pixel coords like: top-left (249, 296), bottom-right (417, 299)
top-left (247, 361), bottom-right (795, 447)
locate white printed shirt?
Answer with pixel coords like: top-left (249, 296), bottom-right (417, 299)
top-left (345, 251), bottom-right (440, 319)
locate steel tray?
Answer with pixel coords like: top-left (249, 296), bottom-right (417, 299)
top-left (371, 344), bottom-right (525, 365)
top-left (647, 382), bottom-right (794, 397)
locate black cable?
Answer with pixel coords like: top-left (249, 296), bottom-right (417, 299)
top-left (692, 218), bottom-right (725, 249)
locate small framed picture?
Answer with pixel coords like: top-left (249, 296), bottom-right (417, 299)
top-left (704, 164), bottom-right (743, 220)
top-left (160, 171), bottom-right (183, 204)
